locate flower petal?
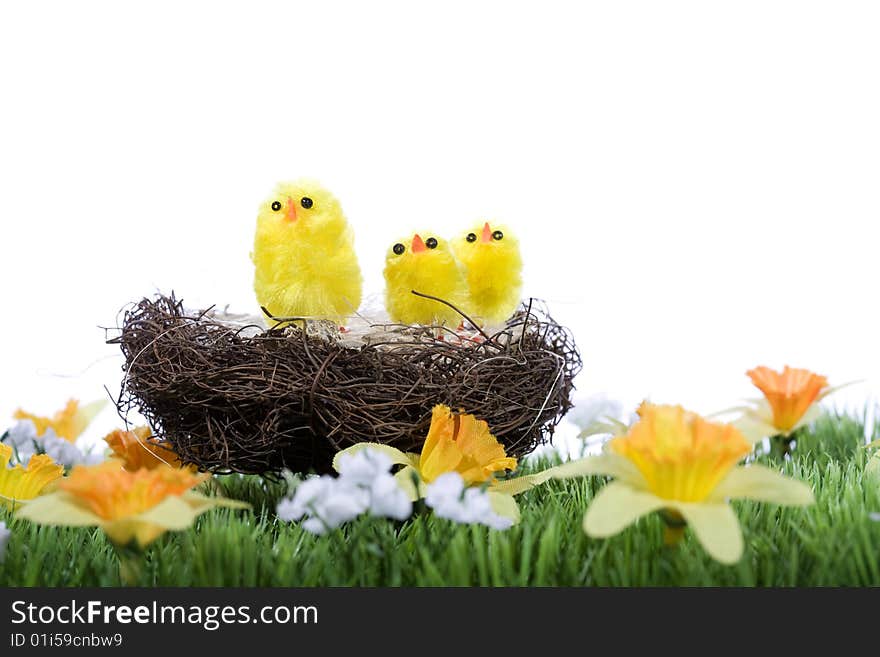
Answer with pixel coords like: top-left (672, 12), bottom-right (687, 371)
top-left (673, 502), bottom-right (743, 565)
top-left (818, 380), bottom-right (862, 401)
top-left (487, 491), bottom-right (521, 524)
top-left (71, 399), bottom-right (108, 438)
top-left (15, 491), bottom-right (102, 526)
top-left (135, 495), bottom-right (208, 531)
top-left (490, 470), bottom-right (555, 496)
top-left (393, 466), bottom-right (423, 501)
top-left (789, 403), bottom-right (822, 435)
top-left (494, 452), bottom-right (653, 497)
top-left (181, 491), bottom-right (252, 513)
top-left (583, 481), bottom-right (664, 537)
top-left (550, 453), bottom-right (647, 489)
top-left (710, 465), bottom-right (814, 506)
top-left (332, 443), bottom-right (417, 473)
top-left (731, 409), bottom-right (777, 444)
top-left (577, 417), bottom-right (629, 440)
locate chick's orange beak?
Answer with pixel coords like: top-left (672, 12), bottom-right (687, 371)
top-left (481, 221), bottom-right (493, 244)
top-left (411, 234), bottom-right (427, 253)
top-left (285, 197), bottom-right (297, 222)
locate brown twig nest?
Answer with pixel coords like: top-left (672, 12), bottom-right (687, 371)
top-left (110, 293), bottom-right (582, 475)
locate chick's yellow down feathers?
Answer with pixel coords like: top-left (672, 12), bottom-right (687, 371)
top-left (252, 180), bottom-right (363, 323)
top-left (452, 221), bottom-right (523, 325)
top-left (383, 232), bottom-right (467, 326)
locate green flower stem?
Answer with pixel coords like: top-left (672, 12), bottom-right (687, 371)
top-left (660, 509), bottom-right (687, 547)
top-left (114, 544), bottom-right (144, 586)
top-left (769, 427), bottom-right (805, 460)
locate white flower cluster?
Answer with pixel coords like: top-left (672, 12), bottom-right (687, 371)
top-left (276, 448), bottom-right (513, 534)
top-left (2, 420), bottom-right (103, 469)
top-left (0, 521), bottom-right (10, 563)
top-left (424, 472), bottom-right (513, 530)
top-left (276, 449), bottom-right (412, 534)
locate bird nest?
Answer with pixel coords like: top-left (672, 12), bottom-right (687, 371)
top-left (110, 293), bottom-right (582, 476)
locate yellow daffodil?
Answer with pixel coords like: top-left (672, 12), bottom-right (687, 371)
top-left (417, 404), bottom-right (517, 484)
top-left (0, 443), bottom-right (64, 510)
top-left (334, 404), bottom-right (536, 523)
top-left (552, 403), bottom-right (814, 564)
top-left (16, 461), bottom-right (248, 548)
top-left (14, 398), bottom-right (106, 443)
top-left (104, 426), bottom-right (191, 472)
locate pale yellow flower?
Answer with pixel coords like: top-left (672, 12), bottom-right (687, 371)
top-left (14, 398), bottom-right (106, 443)
top-left (17, 461), bottom-right (248, 548)
top-left (0, 443), bottom-right (64, 510)
top-left (552, 403), bottom-right (814, 564)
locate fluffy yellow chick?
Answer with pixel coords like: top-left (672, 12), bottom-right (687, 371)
top-left (251, 180), bottom-right (363, 323)
top-left (452, 221), bottom-right (523, 325)
top-left (383, 232), bottom-right (467, 326)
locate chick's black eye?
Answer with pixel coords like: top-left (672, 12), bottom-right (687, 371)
top-left (466, 233), bottom-right (477, 243)
top-left (492, 230), bottom-right (504, 241)
top-left (271, 201), bottom-right (282, 212)
top-left (300, 197), bottom-right (313, 209)
top-left (393, 243), bottom-right (406, 255)
top-left (426, 237), bottom-right (438, 249)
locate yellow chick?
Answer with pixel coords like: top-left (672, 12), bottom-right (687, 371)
top-left (383, 232), bottom-right (467, 326)
top-left (251, 179), bottom-right (363, 323)
top-left (452, 221), bottom-right (523, 325)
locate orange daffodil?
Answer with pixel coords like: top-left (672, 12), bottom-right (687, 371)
top-left (0, 443), bottom-right (64, 510)
top-left (14, 399), bottom-right (106, 443)
top-left (17, 460), bottom-right (248, 548)
top-left (729, 366), bottom-right (845, 444)
top-left (334, 404), bottom-right (534, 523)
top-left (552, 403), bottom-right (814, 564)
top-left (104, 426), bottom-right (191, 472)
top-left (747, 366), bottom-right (828, 433)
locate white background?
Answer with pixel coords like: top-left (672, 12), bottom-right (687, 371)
top-left (1, 1), bottom-right (877, 452)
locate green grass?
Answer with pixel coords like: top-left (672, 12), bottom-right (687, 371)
top-left (2, 412), bottom-right (879, 586)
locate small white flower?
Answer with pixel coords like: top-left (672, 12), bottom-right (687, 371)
top-left (424, 470), bottom-right (467, 507)
top-left (277, 475), bottom-right (369, 535)
top-left (368, 473), bottom-right (412, 520)
top-left (278, 448), bottom-right (416, 533)
top-left (3, 420), bottom-right (39, 466)
top-left (41, 434), bottom-right (86, 469)
top-left (425, 472), bottom-right (513, 530)
top-left (336, 448), bottom-right (394, 487)
top-left (276, 476), bottom-right (334, 521)
top-left (275, 496), bottom-right (303, 523)
top-left (0, 521), bottom-right (10, 563)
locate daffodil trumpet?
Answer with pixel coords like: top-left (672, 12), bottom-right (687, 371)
top-left (333, 404), bottom-right (555, 524)
top-left (551, 404), bottom-right (814, 564)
